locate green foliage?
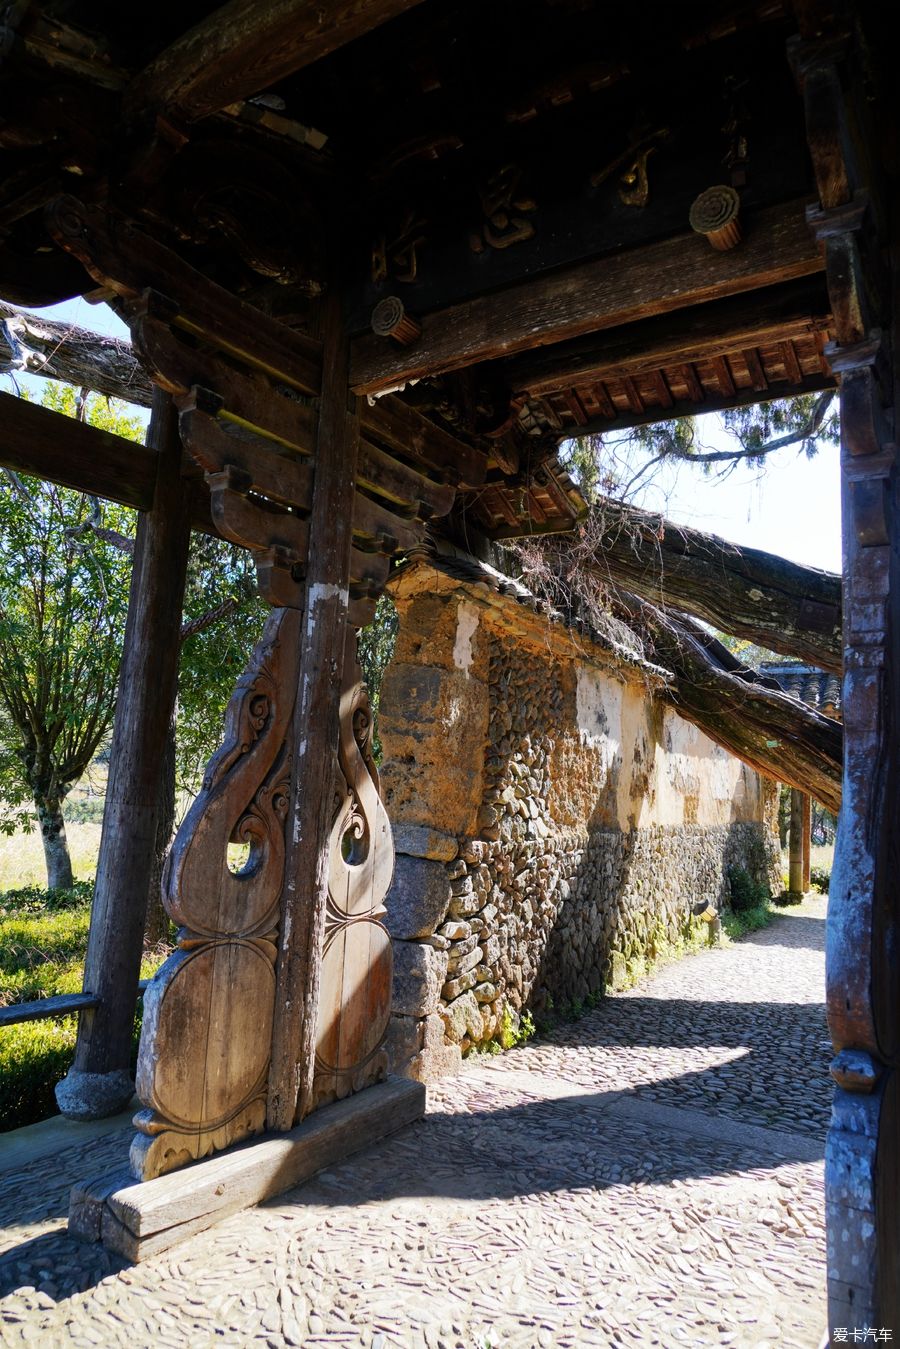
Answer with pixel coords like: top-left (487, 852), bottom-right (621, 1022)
top-left (467, 1004), bottom-right (539, 1056)
top-left (721, 393), bottom-right (840, 464)
top-left (497, 1004), bottom-right (536, 1050)
top-left (721, 900), bottom-right (774, 940)
top-left (0, 878), bottom-right (163, 1131)
top-left (0, 1018), bottom-right (81, 1132)
top-left (175, 534), bottom-right (267, 795)
top-left (728, 865), bottom-right (769, 913)
top-left (357, 594), bottom-right (399, 762)
top-left (559, 392), bottom-right (840, 505)
top-left (810, 865), bottom-right (831, 895)
top-left (0, 879), bottom-right (93, 917)
top-left (0, 387), bottom-right (137, 839)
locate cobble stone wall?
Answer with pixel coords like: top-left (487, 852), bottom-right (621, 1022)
top-left (379, 570), bottom-right (781, 1081)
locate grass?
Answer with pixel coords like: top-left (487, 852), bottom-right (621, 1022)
top-left (721, 900), bottom-right (774, 941)
top-left (0, 878), bottom-right (168, 1132)
top-left (0, 821), bottom-right (103, 891)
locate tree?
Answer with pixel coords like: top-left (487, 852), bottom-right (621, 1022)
top-left (0, 385), bottom-right (139, 885)
top-left (563, 497), bottom-right (842, 672)
top-left (564, 390), bottom-right (841, 501)
top-left (0, 382), bottom-right (270, 895)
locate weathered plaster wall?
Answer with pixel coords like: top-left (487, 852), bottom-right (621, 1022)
top-left (379, 571), bottom-right (781, 1082)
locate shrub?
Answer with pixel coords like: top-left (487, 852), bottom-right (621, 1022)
top-left (0, 1019), bottom-right (79, 1131)
top-left (0, 879), bottom-right (93, 918)
top-left (810, 865), bottom-right (831, 894)
top-left (0, 878), bottom-right (162, 1131)
top-left (728, 865), bottom-right (769, 913)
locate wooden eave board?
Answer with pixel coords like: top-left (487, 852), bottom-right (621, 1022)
top-left (517, 326), bottom-right (836, 437)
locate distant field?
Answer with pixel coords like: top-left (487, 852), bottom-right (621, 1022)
top-left (0, 765), bottom-right (107, 891)
top-left (0, 822), bottom-right (102, 891)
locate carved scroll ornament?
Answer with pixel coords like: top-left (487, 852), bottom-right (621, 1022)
top-left (313, 636), bottom-right (394, 1109)
top-left (132, 608), bottom-right (299, 1180)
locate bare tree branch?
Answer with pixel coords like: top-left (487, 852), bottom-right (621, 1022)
top-left (619, 389), bottom-right (837, 496)
top-left (619, 591), bottom-right (842, 812)
top-left (573, 497), bottom-right (842, 673)
top-left (0, 302), bottom-right (153, 407)
top-left (179, 596), bottom-right (240, 644)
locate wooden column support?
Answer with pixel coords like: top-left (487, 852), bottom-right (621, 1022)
top-left (57, 389), bottom-right (191, 1121)
top-left (267, 294), bottom-right (366, 1130)
top-left (801, 794), bottom-right (812, 893)
top-left (788, 788), bottom-right (805, 895)
top-left (792, 20), bottom-right (900, 1329)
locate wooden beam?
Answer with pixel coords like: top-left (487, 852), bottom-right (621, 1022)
top-left (47, 197), bottom-right (322, 397)
top-left (351, 201), bottom-right (826, 396)
top-left (0, 389), bottom-right (214, 531)
top-left (47, 200), bottom-right (485, 489)
top-left (58, 390), bottom-right (192, 1121)
top-left (504, 278), bottom-right (832, 397)
top-left (0, 388), bottom-right (157, 510)
top-left (0, 993), bottom-right (100, 1027)
top-left (125, 0), bottom-right (426, 125)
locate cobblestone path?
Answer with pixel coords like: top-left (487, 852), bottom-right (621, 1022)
top-left (0, 897), bottom-right (829, 1348)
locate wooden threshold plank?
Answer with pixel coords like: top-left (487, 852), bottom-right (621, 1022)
top-left (69, 1078), bottom-right (426, 1260)
top-left (351, 201), bottom-right (825, 396)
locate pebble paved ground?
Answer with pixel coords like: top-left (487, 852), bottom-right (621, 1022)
top-left (0, 897), bottom-right (829, 1348)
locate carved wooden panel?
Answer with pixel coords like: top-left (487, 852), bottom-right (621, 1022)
top-left (132, 608), bottom-right (299, 1179)
top-left (312, 632), bottom-right (394, 1109)
top-left (48, 197), bottom-right (454, 1180)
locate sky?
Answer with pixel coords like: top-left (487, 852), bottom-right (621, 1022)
top-left (9, 298), bottom-right (843, 575)
top-left (614, 419), bottom-right (842, 573)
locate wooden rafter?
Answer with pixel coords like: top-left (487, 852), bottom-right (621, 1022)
top-left (125, 0), bottom-right (427, 125)
top-left (533, 372), bottom-right (836, 441)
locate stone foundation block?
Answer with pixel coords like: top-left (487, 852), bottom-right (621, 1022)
top-left (385, 856), bottom-right (453, 939)
top-left (407, 1040), bottom-right (463, 1083)
top-left (383, 1013), bottom-right (425, 1074)
top-left (442, 970), bottom-right (477, 1000)
top-left (393, 824), bottom-right (459, 862)
top-left (448, 888), bottom-right (483, 920)
top-left (56, 1069), bottom-right (135, 1121)
top-left (392, 941), bottom-right (449, 1017)
top-left (447, 945), bottom-right (483, 978)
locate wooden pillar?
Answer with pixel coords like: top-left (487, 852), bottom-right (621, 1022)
top-left (267, 293), bottom-right (361, 1130)
top-left (792, 10), bottom-right (900, 1329)
top-left (801, 794), bottom-right (812, 892)
top-left (56, 388), bottom-right (190, 1120)
top-left (789, 788), bottom-right (805, 894)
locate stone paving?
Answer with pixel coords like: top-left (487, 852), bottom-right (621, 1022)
top-left (0, 897), bottom-right (829, 1348)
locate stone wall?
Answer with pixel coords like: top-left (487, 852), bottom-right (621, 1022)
top-left (379, 561), bottom-right (781, 1082)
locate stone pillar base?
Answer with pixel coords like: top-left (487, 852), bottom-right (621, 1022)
top-left (55, 1069), bottom-right (134, 1121)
